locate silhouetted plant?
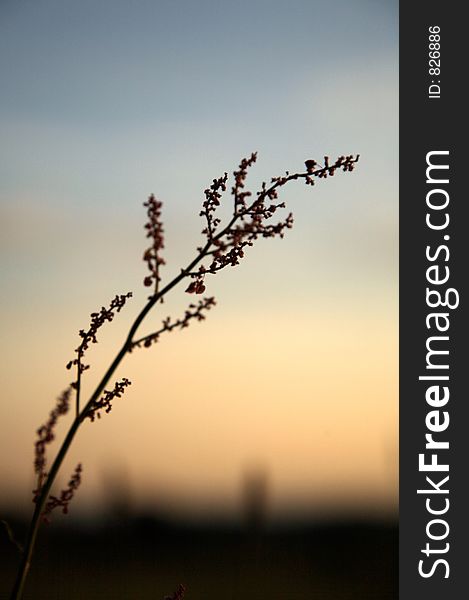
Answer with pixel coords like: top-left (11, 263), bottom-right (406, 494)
top-left (10, 152), bottom-right (359, 599)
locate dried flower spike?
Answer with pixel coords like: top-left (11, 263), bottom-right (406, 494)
top-left (143, 194), bottom-right (165, 291)
top-left (182, 153), bottom-right (359, 297)
top-left (132, 297), bottom-right (216, 349)
top-left (42, 463), bottom-right (83, 521)
top-left (86, 378), bottom-right (132, 422)
top-left (33, 387), bottom-right (72, 498)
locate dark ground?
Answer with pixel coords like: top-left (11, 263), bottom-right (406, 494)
top-left (1, 514), bottom-right (397, 599)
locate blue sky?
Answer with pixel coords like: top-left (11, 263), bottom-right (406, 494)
top-left (1, 0), bottom-right (398, 306)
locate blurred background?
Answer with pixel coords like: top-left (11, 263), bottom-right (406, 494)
top-left (0, 0), bottom-right (397, 597)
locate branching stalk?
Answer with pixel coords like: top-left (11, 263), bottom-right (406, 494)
top-left (10, 153), bottom-right (358, 599)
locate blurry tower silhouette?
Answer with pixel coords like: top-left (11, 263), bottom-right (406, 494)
top-left (242, 467), bottom-right (269, 533)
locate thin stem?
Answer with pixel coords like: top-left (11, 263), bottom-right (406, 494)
top-left (75, 352), bottom-right (82, 419)
top-left (11, 240), bottom-right (213, 600)
top-left (1, 520), bottom-right (23, 554)
top-left (12, 185), bottom-right (268, 596)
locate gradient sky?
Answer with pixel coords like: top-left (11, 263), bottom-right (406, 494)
top-left (0, 0), bottom-right (398, 519)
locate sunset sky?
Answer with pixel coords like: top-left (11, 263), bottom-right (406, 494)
top-left (0, 0), bottom-right (398, 519)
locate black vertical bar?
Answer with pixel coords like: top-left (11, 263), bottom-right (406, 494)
top-left (400, 3), bottom-right (466, 598)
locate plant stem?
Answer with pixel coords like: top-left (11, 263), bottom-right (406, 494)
top-left (11, 243), bottom-right (212, 599)
top-left (10, 171), bottom-right (278, 597)
top-left (11, 160), bottom-right (351, 598)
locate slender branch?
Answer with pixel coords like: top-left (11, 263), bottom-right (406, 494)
top-left (10, 241), bottom-right (214, 599)
top-left (1, 520), bottom-right (23, 554)
top-left (131, 297), bottom-right (216, 349)
top-left (75, 352), bottom-right (82, 418)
